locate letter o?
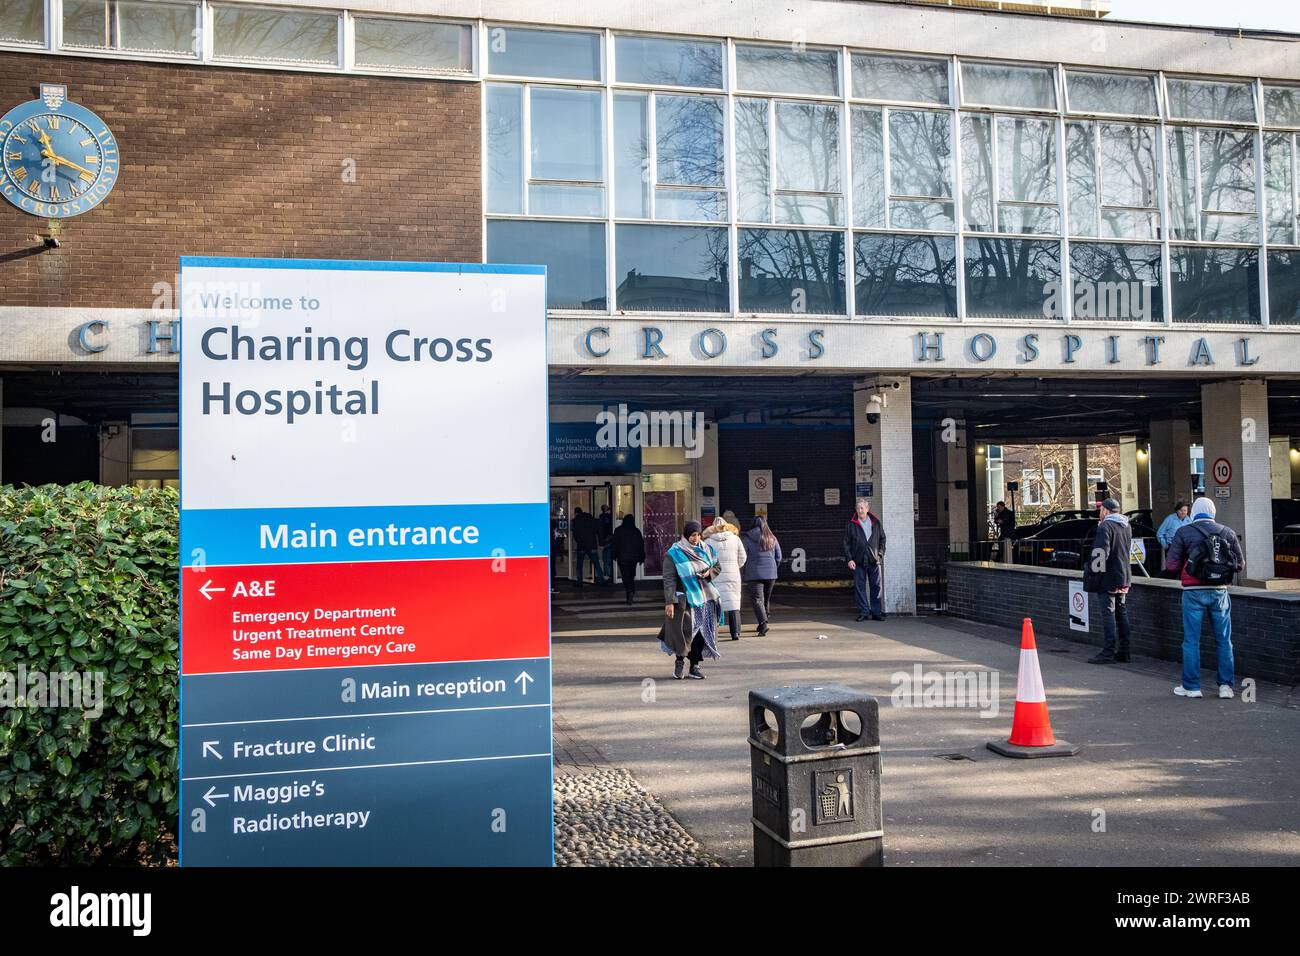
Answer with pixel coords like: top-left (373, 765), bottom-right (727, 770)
top-left (969, 333), bottom-right (997, 362)
top-left (698, 328), bottom-right (727, 359)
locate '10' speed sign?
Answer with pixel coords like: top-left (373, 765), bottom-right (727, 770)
top-left (1212, 457), bottom-right (1232, 485)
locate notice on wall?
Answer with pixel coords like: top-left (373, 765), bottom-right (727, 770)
top-left (780, 477), bottom-right (798, 492)
top-left (1068, 580), bottom-right (1089, 632)
top-left (749, 469), bottom-right (774, 504)
top-left (824, 488), bottom-right (841, 506)
top-left (178, 258), bottom-right (552, 866)
top-left (855, 444), bottom-right (874, 483)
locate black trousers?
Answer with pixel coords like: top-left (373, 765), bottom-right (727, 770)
top-left (677, 632), bottom-right (707, 665)
top-left (1100, 591), bottom-right (1132, 658)
top-left (748, 579), bottom-right (775, 626)
top-left (617, 560), bottom-right (638, 600)
top-left (725, 610), bottom-right (741, 638)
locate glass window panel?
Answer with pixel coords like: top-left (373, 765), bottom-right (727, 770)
top-left (1166, 77), bottom-right (1256, 123)
top-left (1265, 133), bottom-right (1296, 245)
top-left (531, 88), bottom-right (604, 183)
top-left (1098, 124), bottom-right (1157, 210)
top-left (1065, 123), bottom-right (1099, 236)
top-left (736, 44), bottom-right (839, 96)
top-left (735, 98), bottom-right (772, 222)
top-left (0, 0), bottom-right (44, 44)
top-left (1065, 71), bottom-right (1158, 117)
top-left (62, 0), bottom-right (110, 48)
top-left (131, 428), bottom-right (179, 470)
top-left (615, 224), bottom-right (729, 311)
top-left (960, 114), bottom-right (994, 231)
top-left (854, 233), bottom-right (957, 317)
top-left (775, 101), bottom-right (841, 225)
top-left (486, 85), bottom-right (524, 215)
top-left (738, 228), bottom-right (846, 314)
top-left (488, 27), bottom-right (600, 81)
top-left (1068, 242), bottom-right (1164, 321)
top-left (852, 107), bottom-right (885, 228)
top-left (615, 35), bottom-right (723, 89)
top-left (614, 92), bottom-right (650, 219)
top-left (890, 199), bottom-right (955, 232)
top-left (1169, 246), bottom-right (1259, 323)
top-left (118, 1), bottom-right (196, 55)
top-left (963, 237), bottom-right (1061, 320)
top-left (487, 220), bottom-right (607, 310)
top-left (1267, 251), bottom-right (1300, 325)
top-left (997, 116), bottom-right (1056, 205)
top-left (1199, 128), bottom-right (1257, 242)
top-left (889, 110), bottom-right (953, 201)
top-left (1264, 86), bottom-right (1300, 129)
top-left (355, 18), bottom-right (471, 72)
top-left (656, 188), bottom-right (726, 223)
top-left (997, 205), bottom-right (1059, 235)
top-left (852, 54), bottom-right (948, 105)
top-left (213, 5), bottom-right (338, 65)
top-left (656, 95), bottom-right (724, 188)
top-left (776, 194), bottom-right (842, 227)
top-left (1166, 127), bottom-right (1198, 241)
top-left (528, 184), bottom-right (604, 217)
top-left (961, 62), bottom-right (1056, 110)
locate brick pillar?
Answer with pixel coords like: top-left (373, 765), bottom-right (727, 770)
top-left (854, 379), bottom-right (915, 614)
top-left (1149, 418), bottom-right (1193, 516)
top-left (1200, 380), bottom-right (1273, 581)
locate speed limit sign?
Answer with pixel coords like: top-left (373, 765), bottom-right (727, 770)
top-left (1212, 457), bottom-right (1232, 485)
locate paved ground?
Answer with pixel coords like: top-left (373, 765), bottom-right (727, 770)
top-left (551, 593), bottom-right (1300, 866)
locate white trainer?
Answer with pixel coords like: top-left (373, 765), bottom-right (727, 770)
top-left (1174, 685), bottom-right (1203, 699)
top-left (1219, 684), bottom-right (1235, 699)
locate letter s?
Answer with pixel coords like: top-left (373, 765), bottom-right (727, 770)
top-left (760, 328), bottom-right (778, 359)
top-left (475, 338), bottom-right (493, 361)
top-left (455, 337), bottom-right (474, 362)
top-left (807, 329), bottom-right (825, 360)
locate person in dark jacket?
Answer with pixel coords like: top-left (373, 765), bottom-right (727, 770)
top-left (611, 514), bottom-right (646, 605)
top-left (570, 507), bottom-right (606, 587)
top-left (1082, 498), bottom-right (1133, 664)
top-left (597, 504), bottom-right (615, 585)
top-left (1164, 497), bottom-right (1245, 699)
top-left (741, 517), bottom-right (782, 635)
top-left (842, 499), bottom-right (886, 622)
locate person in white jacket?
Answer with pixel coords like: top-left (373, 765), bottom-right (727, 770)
top-left (703, 517), bottom-right (747, 641)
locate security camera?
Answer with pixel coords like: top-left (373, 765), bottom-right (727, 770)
top-left (888, 380), bottom-right (901, 390)
top-left (864, 394), bottom-right (884, 425)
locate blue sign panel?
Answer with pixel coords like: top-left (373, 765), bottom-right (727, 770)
top-left (550, 422), bottom-right (642, 475)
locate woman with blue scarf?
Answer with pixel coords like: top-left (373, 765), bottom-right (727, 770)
top-left (658, 521), bottom-right (723, 680)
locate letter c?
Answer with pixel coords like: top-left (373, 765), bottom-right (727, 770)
top-left (584, 326), bottom-right (610, 358)
top-left (76, 320), bottom-right (109, 354)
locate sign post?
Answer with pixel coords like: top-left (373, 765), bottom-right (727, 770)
top-left (178, 258), bottom-right (552, 866)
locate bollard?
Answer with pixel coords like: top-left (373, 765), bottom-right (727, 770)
top-left (749, 684), bottom-right (883, 867)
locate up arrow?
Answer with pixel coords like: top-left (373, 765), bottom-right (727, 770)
top-left (514, 671), bottom-right (534, 696)
top-left (203, 786), bottom-right (230, 807)
top-left (202, 741), bottom-right (223, 760)
top-left (199, 580), bottom-right (226, 601)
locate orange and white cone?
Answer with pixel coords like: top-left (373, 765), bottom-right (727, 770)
top-left (987, 618), bottom-right (1080, 758)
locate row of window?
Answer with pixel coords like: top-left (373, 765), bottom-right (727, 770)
top-left (487, 220), bottom-right (1298, 324)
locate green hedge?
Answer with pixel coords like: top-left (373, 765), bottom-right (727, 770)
top-left (0, 483), bottom-right (179, 865)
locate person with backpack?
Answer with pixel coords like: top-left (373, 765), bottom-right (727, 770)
top-left (1163, 497), bottom-right (1244, 700)
top-left (1082, 498), bottom-right (1132, 665)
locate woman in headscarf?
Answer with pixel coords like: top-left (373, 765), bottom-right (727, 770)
top-left (741, 516), bottom-right (782, 636)
top-left (658, 521), bottom-right (722, 680)
top-left (703, 515), bottom-right (747, 641)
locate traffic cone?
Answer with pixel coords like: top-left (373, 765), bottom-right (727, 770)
top-left (987, 618), bottom-right (1080, 758)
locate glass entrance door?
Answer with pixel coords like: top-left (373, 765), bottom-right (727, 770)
top-left (549, 477), bottom-right (642, 582)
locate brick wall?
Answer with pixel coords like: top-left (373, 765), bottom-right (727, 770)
top-left (946, 562), bottom-right (1300, 685)
top-left (0, 52), bottom-right (481, 308)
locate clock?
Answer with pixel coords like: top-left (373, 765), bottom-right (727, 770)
top-left (0, 84), bottom-right (120, 219)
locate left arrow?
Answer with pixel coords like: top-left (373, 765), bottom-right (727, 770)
top-left (202, 741), bottom-right (222, 759)
top-left (203, 786), bottom-right (230, 807)
top-left (199, 581), bottom-right (226, 600)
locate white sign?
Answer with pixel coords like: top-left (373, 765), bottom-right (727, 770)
top-left (749, 469), bottom-right (774, 504)
top-left (855, 444), bottom-right (874, 482)
top-left (824, 488), bottom-right (841, 506)
top-left (780, 477), bottom-right (798, 492)
top-left (1129, 539), bottom-right (1147, 565)
top-left (1215, 486), bottom-right (1231, 498)
top-left (1068, 581), bottom-right (1089, 632)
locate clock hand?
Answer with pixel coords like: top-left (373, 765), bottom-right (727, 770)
top-left (40, 147), bottom-right (95, 179)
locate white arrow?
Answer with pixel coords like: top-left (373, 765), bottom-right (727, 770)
top-left (199, 581), bottom-right (226, 601)
top-left (514, 671), bottom-right (534, 696)
top-left (202, 741), bottom-right (222, 760)
top-left (203, 786), bottom-right (230, 807)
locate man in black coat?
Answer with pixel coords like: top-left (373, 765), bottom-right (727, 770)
top-left (611, 514), bottom-right (646, 605)
top-left (570, 507), bottom-right (606, 587)
top-left (1082, 497), bottom-right (1133, 664)
top-left (842, 499), bottom-right (887, 622)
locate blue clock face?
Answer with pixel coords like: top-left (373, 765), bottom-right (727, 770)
top-left (1, 95), bottom-right (119, 218)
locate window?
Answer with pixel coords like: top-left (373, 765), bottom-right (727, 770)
top-left (486, 220), bottom-right (607, 310)
top-left (615, 224), bottom-right (729, 312)
top-left (738, 228), bottom-right (846, 314)
top-left (1, 0), bottom-right (45, 44)
top-left (63, 0), bottom-right (198, 56)
top-left (961, 62), bottom-right (1056, 111)
top-left (1167, 127), bottom-right (1258, 243)
top-left (354, 18), bottom-right (471, 73)
top-left (212, 4), bottom-right (338, 65)
top-left (1169, 246), bottom-right (1259, 323)
top-left (1065, 70), bottom-right (1159, 118)
top-left (1068, 243), bottom-right (1164, 321)
top-left (737, 98), bottom-right (843, 226)
top-left (614, 92), bottom-right (726, 221)
top-left (614, 35), bottom-right (723, 89)
top-left (963, 237), bottom-right (1061, 319)
top-left (1021, 468), bottom-right (1056, 507)
top-left (852, 53), bottom-right (949, 105)
top-left (131, 427), bottom-right (179, 486)
top-left (853, 107), bottom-right (954, 230)
top-left (1265, 132), bottom-right (1299, 245)
top-left (1066, 122), bottom-right (1159, 239)
top-left (961, 114), bottom-right (1059, 234)
top-left (1267, 251), bottom-right (1300, 325)
top-left (487, 26), bottom-right (601, 81)
top-left (854, 233), bottom-right (957, 318)
top-left (1166, 77), bottom-right (1256, 123)
top-left (735, 44), bottom-right (839, 96)
top-left (1264, 85), bottom-right (1300, 129)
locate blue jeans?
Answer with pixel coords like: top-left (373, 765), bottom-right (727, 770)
top-left (599, 543), bottom-right (614, 581)
top-left (853, 563), bottom-right (882, 616)
top-left (1181, 588), bottom-right (1234, 690)
top-left (576, 549), bottom-right (605, 584)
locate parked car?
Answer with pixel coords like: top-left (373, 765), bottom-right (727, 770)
top-left (1016, 517), bottom-right (1163, 576)
top-left (1125, 509), bottom-right (1153, 528)
top-left (1276, 523), bottom-right (1300, 579)
top-left (1274, 499), bottom-right (1300, 534)
top-left (1010, 509), bottom-right (1097, 540)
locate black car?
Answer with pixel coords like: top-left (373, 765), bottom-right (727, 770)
top-left (1016, 517), bottom-right (1163, 576)
top-left (1011, 509), bottom-right (1097, 540)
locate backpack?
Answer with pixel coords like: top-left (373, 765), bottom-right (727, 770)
top-left (1184, 523), bottom-right (1236, 585)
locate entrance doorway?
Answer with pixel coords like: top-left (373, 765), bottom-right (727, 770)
top-left (549, 476), bottom-right (640, 584)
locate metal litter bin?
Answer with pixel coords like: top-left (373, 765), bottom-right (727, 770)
top-left (748, 684), bottom-right (883, 867)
